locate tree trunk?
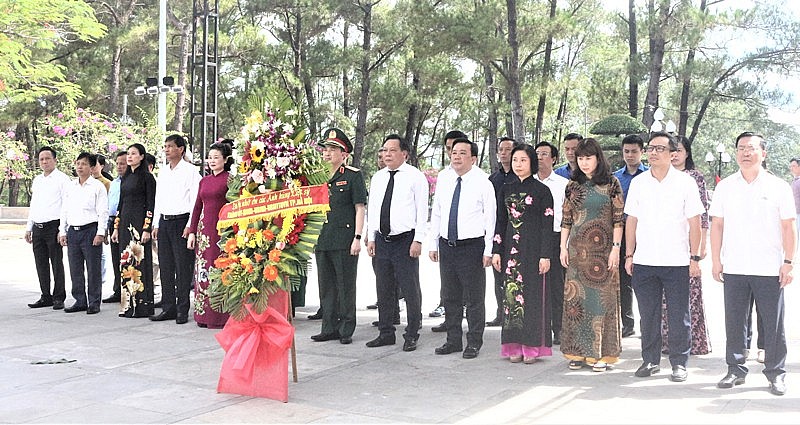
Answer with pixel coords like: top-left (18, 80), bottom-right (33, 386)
top-left (404, 69), bottom-right (420, 162)
top-left (642, 0), bottom-right (669, 129)
top-left (353, 2), bottom-right (373, 168)
top-left (342, 22), bottom-right (351, 118)
top-left (484, 64), bottom-right (499, 173)
top-left (506, 0), bottom-right (525, 143)
top-left (678, 0), bottom-right (706, 139)
top-left (534, 0), bottom-right (557, 144)
top-left (628, 0), bottom-right (638, 119)
top-left (109, 44), bottom-right (122, 117)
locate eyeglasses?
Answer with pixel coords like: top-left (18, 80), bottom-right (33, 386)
top-left (535, 151), bottom-right (551, 157)
top-left (645, 145), bottom-right (670, 153)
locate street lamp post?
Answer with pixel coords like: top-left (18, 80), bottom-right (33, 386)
top-left (705, 143), bottom-right (731, 186)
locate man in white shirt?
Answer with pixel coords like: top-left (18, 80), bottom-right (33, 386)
top-left (428, 138), bottom-right (496, 359)
top-left (710, 132), bottom-right (795, 396)
top-left (150, 134), bottom-right (200, 324)
top-left (534, 141), bottom-right (569, 345)
top-left (25, 146), bottom-right (71, 310)
top-left (58, 152), bottom-right (109, 314)
top-left (365, 135), bottom-right (429, 352)
top-left (624, 132), bottom-right (704, 383)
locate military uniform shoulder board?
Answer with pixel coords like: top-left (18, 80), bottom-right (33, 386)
top-left (345, 165), bottom-right (360, 172)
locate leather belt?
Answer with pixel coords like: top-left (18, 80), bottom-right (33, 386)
top-left (380, 230), bottom-right (413, 243)
top-left (70, 222), bottom-right (98, 231)
top-left (161, 213), bottom-right (190, 221)
top-left (441, 236), bottom-right (483, 247)
top-left (33, 220), bottom-right (59, 229)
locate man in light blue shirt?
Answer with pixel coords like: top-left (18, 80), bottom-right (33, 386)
top-left (553, 133), bottom-right (582, 179)
top-left (103, 151), bottom-right (127, 303)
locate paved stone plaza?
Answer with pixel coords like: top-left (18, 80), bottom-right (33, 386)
top-left (0, 223), bottom-right (798, 424)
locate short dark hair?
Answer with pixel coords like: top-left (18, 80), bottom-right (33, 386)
top-left (37, 146), bottom-right (57, 159)
top-left (95, 154), bottom-right (106, 166)
top-left (383, 134), bottom-right (410, 152)
top-left (452, 137), bottom-right (478, 157)
top-left (572, 138), bottom-right (612, 185)
top-left (648, 131), bottom-right (678, 151)
top-left (115, 150), bottom-right (128, 159)
top-left (621, 134), bottom-right (644, 149)
top-left (77, 152), bottom-right (96, 167)
top-left (735, 132), bottom-right (766, 149)
top-left (498, 136), bottom-right (516, 146)
top-left (534, 141), bottom-right (559, 163)
top-left (165, 134), bottom-right (188, 155)
top-left (444, 130), bottom-right (467, 143)
top-left (145, 153), bottom-right (157, 169)
top-left (510, 144), bottom-right (539, 176)
top-left (564, 133), bottom-right (583, 142)
top-left (791, 158), bottom-right (800, 166)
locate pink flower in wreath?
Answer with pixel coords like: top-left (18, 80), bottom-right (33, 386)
top-left (510, 247), bottom-right (518, 255)
top-left (507, 259), bottom-right (516, 268)
top-left (515, 294), bottom-right (524, 304)
top-left (516, 273), bottom-right (523, 282)
top-left (525, 195), bottom-right (533, 205)
top-left (544, 207), bottom-right (554, 217)
top-left (510, 208), bottom-right (522, 219)
top-left (493, 234), bottom-right (502, 244)
top-left (512, 233), bottom-right (520, 241)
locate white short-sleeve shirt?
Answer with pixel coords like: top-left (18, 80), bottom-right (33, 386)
top-left (624, 166), bottom-right (705, 266)
top-left (708, 169), bottom-right (795, 276)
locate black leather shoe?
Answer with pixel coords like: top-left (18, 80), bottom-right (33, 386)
top-left (154, 300), bottom-right (163, 308)
top-left (670, 365), bottom-right (688, 382)
top-left (717, 373), bottom-right (746, 388)
top-left (102, 294), bottom-right (120, 303)
top-left (485, 318), bottom-right (503, 327)
top-left (463, 346), bottom-right (480, 359)
top-left (340, 336), bottom-right (353, 345)
top-left (308, 311), bottom-right (323, 320)
top-left (372, 318), bottom-right (401, 326)
top-left (366, 303), bottom-right (378, 310)
top-left (28, 298), bottom-right (53, 308)
top-left (435, 343), bottom-right (463, 355)
top-left (402, 338), bottom-right (418, 352)
top-left (769, 375), bottom-right (786, 396)
top-left (431, 322), bottom-right (447, 332)
top-left (149, 311), bottom-right (177, 321)
top-left (365, 336), bottom-right (395, 347)
top-left (52, 301), bottom-right (64, 310)
top-left (634, 362), bottom-right (660, 377)
top-left (176, 316), bottom-right (188, 324)
top-left (86, 305), bottom-right (100, 315)
top-left (310, 332), bottom-right (340, 342)
top-left (64, 304), bottom-right (87, 313)
top-left (622, 327), bottom-right (635, 338)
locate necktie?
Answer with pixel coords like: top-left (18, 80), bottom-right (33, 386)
top-left (448, 176), bottom-right (462, 244)
top-left (380, 170), bottom-right (398, 237)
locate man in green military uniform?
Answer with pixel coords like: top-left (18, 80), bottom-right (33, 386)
top-left (310, 128), bottom-right (367, 345)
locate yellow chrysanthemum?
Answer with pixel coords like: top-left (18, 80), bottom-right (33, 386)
top-left (248, 286), bottom-right (260, 294)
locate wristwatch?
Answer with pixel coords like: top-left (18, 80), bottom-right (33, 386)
top-left (784, 259), bottom-right (792, 264)
top-left (690, 255), bottom-right (701, 262)
top-left (354, 234), bottom-right (362, 240)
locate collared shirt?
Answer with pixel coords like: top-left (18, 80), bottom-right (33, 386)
top-left (534, 171), bottom-right (569, 231)
top-left (429, 165), bottom-right (496, 256)
top-left (26, 168), bottom-right (71, 231)
top-left (614, 163), bottom-right (649, 201)
top-left (59, 176), bottom-right (109, 237)
top-left (624, 166), bottom-right (705, 266)
top-left (108, 177), bottom-right (121, 217)
top-left (367, 161), bottom-right (429, 243)
top-left (96, 175), bottom-right (111, 192)
top-left (153, 159), bottom-right (201, 229)
top-left (709, 168), bottom-right (795, 276)
top-left (554, 164), bottom-right (574, 179)
top-left (792, 175), bottom-right (800, 214)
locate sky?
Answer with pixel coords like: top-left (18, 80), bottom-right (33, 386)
top-left (601, 0), bottom-right (800, 128)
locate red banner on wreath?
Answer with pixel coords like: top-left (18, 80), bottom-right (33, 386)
top-left (217, 184), bottom-right (330, 230)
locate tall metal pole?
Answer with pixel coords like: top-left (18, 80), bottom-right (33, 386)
top-left (158, 0), bottom-right (167, 133)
